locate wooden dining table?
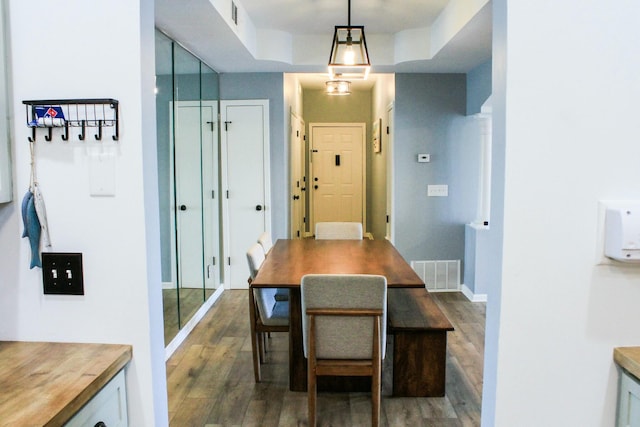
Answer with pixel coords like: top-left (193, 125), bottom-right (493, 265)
top-left (251, 238), bottom-right (425, 391)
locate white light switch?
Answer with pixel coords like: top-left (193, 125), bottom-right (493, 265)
top-left (418, 154), bottom-right (430, 163)
top-left (428, 184), bottom-right (448, 197)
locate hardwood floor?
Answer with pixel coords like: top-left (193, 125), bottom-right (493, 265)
top-left (166, 290), bottom-right (485, 426)
top-left (163, 288), bottom-right (215, 345)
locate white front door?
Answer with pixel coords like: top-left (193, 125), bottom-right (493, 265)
top-left (310, 123), bottom-right (365, 230)
top-left (221, 100), bottom-right (270, 289)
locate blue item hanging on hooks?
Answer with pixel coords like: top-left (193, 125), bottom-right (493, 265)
top-left (25, 192), bottom-right (42, 269)
top-left (20, 190), bottom-right (33, 238)
top-left (21, 187), bottom-right (42, 269)
top-left (21, 140), bottom-right (52, 269)
top-left (29, 105), bottom-right (66, 127)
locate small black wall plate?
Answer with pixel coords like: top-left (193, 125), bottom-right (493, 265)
top-left (42, 252), bottom-right (84, 295)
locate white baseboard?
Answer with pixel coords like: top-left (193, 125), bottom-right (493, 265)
top-left (165, 286), bottom-right (225, 360)
top-left (162, 281), bottom-right (173, 290)
top-left (461, 284), bottom-right (488, 302)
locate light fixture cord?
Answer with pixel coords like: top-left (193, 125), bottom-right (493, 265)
top-left (348, 0), bottom-right (351, 26)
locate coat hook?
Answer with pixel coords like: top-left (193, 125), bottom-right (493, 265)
top-left (44, 127), bottom-right (53, 142)
top-left (28, 127), bottom-right (36, 142)
top-left (94, 120), bottom-right (103, 141)
top-left (61, 122), bottom-right (69, 141)
top-left (79, 120), bottom-right (86, 140)
top-left (111, 102), bottom-right (119, 141)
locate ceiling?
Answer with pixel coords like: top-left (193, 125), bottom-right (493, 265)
top-left (155, 0), bottom-right (492, 89)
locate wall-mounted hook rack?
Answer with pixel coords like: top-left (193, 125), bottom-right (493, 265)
top-left (22, 98), bottom-right (119, 142)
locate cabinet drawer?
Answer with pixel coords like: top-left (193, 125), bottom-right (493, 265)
top-left (65, 369), bottom-right (128, 427)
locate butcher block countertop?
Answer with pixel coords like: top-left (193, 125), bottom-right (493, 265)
top-left (614, 347), bottom-right (640, 379)
top-left (0, 341), bottom-right (132, 426)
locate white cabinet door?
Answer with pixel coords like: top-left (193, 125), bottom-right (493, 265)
top-left (618, 369), bottom-right (640, 427)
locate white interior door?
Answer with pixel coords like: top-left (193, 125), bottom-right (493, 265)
top-left (173, 102), bottom-right (205, 289)
top-left (201, 102), bottom-right (220, 289)
top-left (290, 113), bottom-right (305, 238)
top-left (169, 101), bottom-right (219, 290)
top-left (221, 100), bottom-right (270, 289)
top-left (310, 123), bottom-right (365, 231)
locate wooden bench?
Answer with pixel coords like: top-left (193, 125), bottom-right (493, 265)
top-left (387, 288), bottom-right (454, 397)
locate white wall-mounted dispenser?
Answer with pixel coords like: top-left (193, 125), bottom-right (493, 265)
top-left (605, 204), bottom-right (640, 262)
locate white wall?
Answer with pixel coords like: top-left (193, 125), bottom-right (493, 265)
top-left (0, 1), bottom-right (168, 425)
top-left (484, 1), bottom-right (640, 425)
top-left (283, 73), bottom-right (303, 119)
top-left (283, 73), bottom-right (303, 239)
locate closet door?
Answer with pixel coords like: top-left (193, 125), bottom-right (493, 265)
top-left (221, 100), bottom-right (270, 289)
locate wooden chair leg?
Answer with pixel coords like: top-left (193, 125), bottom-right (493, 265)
top-left (248, 287), bottom-right (262, 382)
top-left (258, 331), bottom-right (266, 363)
top-left (308, 315), bottom-right (317, 427)
top-left (372, 360), bottom-right (381, 427)
top-left (262, 332), bottom-right (268, 358)
top-left (372, 316), bottom-right (382, 427)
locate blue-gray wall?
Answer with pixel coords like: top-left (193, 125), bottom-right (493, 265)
top-left (394, 74), bottom-right (479, 271)
top-left (219, 73), bottom-right (287, 240)
top-left (467, 60), bottom-right (492, 115)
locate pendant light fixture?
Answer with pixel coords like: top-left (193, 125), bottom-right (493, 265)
top-left (325, 80), bottom-right (351, 95)
top-left (328, 0), bottom-right (370, 80)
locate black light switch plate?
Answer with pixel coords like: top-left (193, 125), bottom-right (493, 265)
top-left (42, 253), bottom-right (84, 295)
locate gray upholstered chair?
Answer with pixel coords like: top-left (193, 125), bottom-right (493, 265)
top-left (246, 242), bottom-right (265, 280)
top-left (246, 243), bottom-right (289, 382)
top-left (314, 221), bottom-right (363, 240)
top-left (257, 231), bottom-right (288, 302)
top-left (301, 274), bottom-right (387, 427)
top-left (257, 231), bottom-right (273, 254)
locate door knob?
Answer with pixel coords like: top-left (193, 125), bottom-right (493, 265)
top-left (256, 205), bottom-right (263, 211)
top-left (179, 205), bottom-right (187, 211)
